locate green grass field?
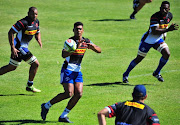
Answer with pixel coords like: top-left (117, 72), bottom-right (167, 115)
top-left (0, 0), bottom-right (180, 124)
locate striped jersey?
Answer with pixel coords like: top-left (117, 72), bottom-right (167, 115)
top-left (106, 100), bottom-right (160, 125)
top-left (142, 11), bottom-right (173, 44)
top-left (11, 16), bottom-right (40, 49)
top-left (62, 37), bottom-right (93, 72)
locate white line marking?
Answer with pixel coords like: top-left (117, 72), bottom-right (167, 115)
top-left (129, 69), bottom-right (180, 79)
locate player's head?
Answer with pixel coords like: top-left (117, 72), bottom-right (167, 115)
top-left (28, 7), bottom-right (38, 21)
top-left (132, 85), bottom-right (147, 101)
top-left (160, 1), bottom-right (170, 16)
top-left (73, 22), bottom-right (84, 37)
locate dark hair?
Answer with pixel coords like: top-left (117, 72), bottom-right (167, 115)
top-left (161, 1), bottom-right (170, 7)
top-left (74, 22), bottom-right (83, 28)
top-left (132, 94), bottom-right (146, 101)
top-left (28, 7), bottom-right (37, 12)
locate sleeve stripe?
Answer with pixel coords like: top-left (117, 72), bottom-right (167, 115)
top-left (19, 21), bottom-right (25, 28)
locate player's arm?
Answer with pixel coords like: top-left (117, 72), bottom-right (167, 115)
top-left (8, 28), bottom-right (19, 58)
top-left (151, 23), bottom-right (179, 35)
top-left (62, 49), bottom-right (74, 58)
top-left (97, 108), bottom-right (109, 125)
top-left (87, 43), bottom-right (101, 53)
top-left (35, 32), bottom-right (42, 48)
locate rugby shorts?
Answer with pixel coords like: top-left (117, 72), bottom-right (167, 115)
top-left (60, 68), bottom-right (83, 84)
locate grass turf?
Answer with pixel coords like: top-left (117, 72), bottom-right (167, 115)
top-left (0, 0), bottom-right (180, 124)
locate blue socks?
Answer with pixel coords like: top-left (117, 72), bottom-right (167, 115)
top-left (123, 60), bottom-right (137, 77)
top-left (154, 57), bottom-right (168, 75)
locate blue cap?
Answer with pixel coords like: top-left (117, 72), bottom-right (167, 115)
top-left (133, 85), bottom-right (146, 97)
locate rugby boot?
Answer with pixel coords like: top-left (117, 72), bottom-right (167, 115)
top-left (26, 85), bottom-right (41, 92)
top-left (41, 103), bottom-right (49, 121)
top-left (58, 117), bottom-right (73, 123)
top-left (153, 72), bottom-right (164, 82)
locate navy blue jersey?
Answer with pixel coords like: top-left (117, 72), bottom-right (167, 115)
top-left (142, 11), bottom-right (173, 44)
top-left (12, 16), bottom-right (40, 49)
top-left (106, 100), bottom-right (160, 125)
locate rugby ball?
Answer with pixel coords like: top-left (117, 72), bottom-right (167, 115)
top-left (64, 39), bottom-right (77, 52)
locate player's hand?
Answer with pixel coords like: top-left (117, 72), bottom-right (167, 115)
top-left (87, 43), bottom-right (95, 49)
top-left (11, 48), bottom-right (19, 58)
top-left (168, 23), bottom-right (179, 31)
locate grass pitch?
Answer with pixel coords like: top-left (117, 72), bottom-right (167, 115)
top-left (0, 0), bottom-right (180, 125)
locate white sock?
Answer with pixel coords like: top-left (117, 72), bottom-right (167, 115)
top-left (44, 101), bottom-right (52, 109)
top-left (60, 108), bottom-right (70, 118)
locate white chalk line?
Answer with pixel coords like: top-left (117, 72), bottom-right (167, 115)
top-left (129, 69), bottom-right (180, 79)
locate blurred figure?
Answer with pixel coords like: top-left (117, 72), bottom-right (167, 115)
top-left (130, 0), bottom-right (152, 19)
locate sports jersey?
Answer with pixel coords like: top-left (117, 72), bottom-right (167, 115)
top-left (106, 100), bottom-right (160, 125)
top-left (11, 16), bottom-right (40, 49)
top-left (142, 11), bottom-right (173, 44)
top-left (62, 37), bottom-right (93, 72)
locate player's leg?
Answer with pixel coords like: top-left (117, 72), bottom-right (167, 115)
top-left (41, 83), bottom-right (74, 121)
top-left (123, 40), bottom-right (150, 83)
top-left (59, 71), bottom-right (83, 123)
top-left (123, 55), bottom-right (144, 83)
top-left (0, 55), bottom-right (21, 75)
top-left (153, 42), bottom-right (169, 82)
top-left (130, 0), bottom-right (152, 19)
top-left (25, 54), bottom-right (41, 92)
top-left (0, 64), bottom-right (17, 75)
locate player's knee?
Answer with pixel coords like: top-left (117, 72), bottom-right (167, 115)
top-left (65, 91), bottom-right (74, 98)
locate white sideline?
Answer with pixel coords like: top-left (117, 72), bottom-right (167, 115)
top-left (129, 69), bottom-right (180, 79)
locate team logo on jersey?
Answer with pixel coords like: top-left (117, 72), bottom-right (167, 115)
top-left (74, 49), bottom-right (86, 54)
top-left (124, 101), bottom-right (145, 110)
top-left (159, 24), bottom-right (169, 29)
top-left (25, 30), bottom-right (37, 35)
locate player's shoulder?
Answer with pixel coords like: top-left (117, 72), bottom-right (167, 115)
top-left (151, 11), bottom-right (160, 19)
top-left (167, 12), bottom-right (173, 19)
top-left (18, 16), bottom-right (29, 25)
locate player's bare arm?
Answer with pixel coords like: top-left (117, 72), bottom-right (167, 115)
top-left (8, 28), bottom-right (19, 58)
top-left (87, 43), bottom-right (101, 53)
top-left (62, 49), bottom-right (74, 58)
top-left (151, 23), bottom-right (179, 35)
top-left (35, 32), bottom-right (42, 48)
top-left (97, 108), bottom-right (109, 125)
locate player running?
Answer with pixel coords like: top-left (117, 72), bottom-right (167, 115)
top-left (123, 1), bottom-right (179, 83)
top-left (41, 22), bottom-right (101, 123)
top-left (0, 7), bottom-right (42, 92)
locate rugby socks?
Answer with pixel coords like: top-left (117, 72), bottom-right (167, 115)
top-left (44, 101), bottom-right (52, 109)
top-left (27, 80), bottom-right (33, 86)
top-left (123, 60), bottom-right (137, 77)
top-left (154, 57), bottom-right (168, 75)
top-left (60, 108), bottom-right (70, 118)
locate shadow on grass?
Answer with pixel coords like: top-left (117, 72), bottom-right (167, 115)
top-left (0, 94), bottom-right (35, 96)
top-left (85, 82), bottom-right (154, 86)
top-left (91, 19), bottom-right (131, 21)
top-left (0, 120), bottom-right (56, 125)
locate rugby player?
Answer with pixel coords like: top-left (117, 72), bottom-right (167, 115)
top-left (41, 22), bottom-right (101, 123)
top-left (123, 1), bottom-right (179, 83)
top-left (0, 7), bottom-right (42, 92)
top-left (98, 85), bottom-right (160, 125)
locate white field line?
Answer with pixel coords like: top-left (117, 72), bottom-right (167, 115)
top-left (129, 69), bottom-right (180, 79)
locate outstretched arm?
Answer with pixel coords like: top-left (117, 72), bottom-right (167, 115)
top-left (97, 108), bottom-right (109, 125)
top-left (8, 28), bottom-right (19, 58)
top-left (152, 23), bottom-right (179, 35)
top-left (87, 43), bottom-right (101, 53)
top-left (35, 32), bottom-right (42, 48)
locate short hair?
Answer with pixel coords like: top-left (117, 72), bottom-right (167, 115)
top-left (74, 22), bottom-right (83, 28)
top-left (28, 7), bottom-right (37, 12)
top-left (161, 1), bottom-right (170, 7)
